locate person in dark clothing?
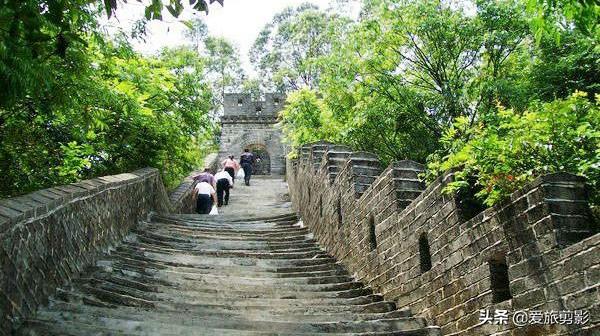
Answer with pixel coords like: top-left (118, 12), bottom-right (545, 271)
top-left (240, 149), bottom-right (256, 186)
top-left (193, 181), bottom-right (216, 214)
top-left (214, 169), bottom-right (233, 207)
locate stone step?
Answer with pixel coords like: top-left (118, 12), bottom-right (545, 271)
top-left (51, 293), bottom-right (400, 315)
top-left (23, 311), bottom-right (428, 335)
top-left (72, 276), bottom-right (374, 299)
top-left (105, 251), bottom-right (339, 268)
top-left (137, 223), bottom-right (311, 237)
top-left (130, 235), bottom-right (324, 253)
top-left (66, 282), bottom-right (387, 307)
top-left (16, 206), bottom-right (435, 335)
top-left (41, 300), bottom-right (413, 323)
top-left (94, 259), bottom-right (350, 278)
top-left (19, 319), bottom-right (433, 336)
top-left (114, 243), bottom-right (332, 259)
top-left (142, 226), bottom-right (314, 242)
top-left (153, 213), bottom-right (300, 226)
top-left (90, 266), bottom-right (370, 292)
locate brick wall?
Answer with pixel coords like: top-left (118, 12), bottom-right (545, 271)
top-left (219, 92), bottom-right (287, 175)
top-left (287, 142), bottom-right (599, 335)
top-left (218, 118), bottom-right (286, 175)
top-left (0, 167), bottom-right (197, 333)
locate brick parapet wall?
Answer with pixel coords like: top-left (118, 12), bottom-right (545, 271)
top-left (287, 143), bottom-right (599, 336)
top-left (0, 164), bottom-right (208, 333)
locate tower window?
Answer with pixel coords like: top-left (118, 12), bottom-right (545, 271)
top-left (489, 257), bottom-right (512, 303)
top-left (337, 197), bottom-right (343, 228)
top-left (419, 233), bottom-right (432, 273)
top-left (256, 106), bottom-right (262, 114)
top-left (368, 214), bottom-right (377, 251)
top-left (319, 195), bottom-right (323, 217)
top-left (237, 98), bottom-right (243, 106)
top-left (274, 98), bottom-right (280, 105)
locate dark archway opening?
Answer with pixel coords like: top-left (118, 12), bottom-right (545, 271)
top-left (489, 256), bottom-right (512, 303)
top-left (337, 196), bottom-right (343, 228)
top-left (369, 214), bottom-right (377, 251)
top-left (419, 233), bottom-right (432, 273)
top-left (244, 144), bottom-right (270, 175)
top-left (319, 195), bottom-right (323, 217)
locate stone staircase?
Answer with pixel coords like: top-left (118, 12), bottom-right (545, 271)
top-left (17, 211), bottom-right (438, 335)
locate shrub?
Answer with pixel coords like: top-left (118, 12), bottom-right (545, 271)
top-left (427, 92), bottom-right (599, 207)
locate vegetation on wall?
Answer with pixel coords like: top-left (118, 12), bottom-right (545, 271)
top-left (274, 0), bottom-right (599, 206)
top-left (0, 1), bottom-right (222, 197)
top-left (427, 92), bottom-right (599, 206)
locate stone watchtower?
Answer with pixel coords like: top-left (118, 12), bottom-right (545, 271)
top-left (218, 93), bottom-right (286, 175)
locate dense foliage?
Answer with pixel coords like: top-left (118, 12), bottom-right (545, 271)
top-left (427, 92), bottom-right (599, 206)
top-left (0, 2), bottom-right (219, 197)
top-left (250, 4), bottom-right (352, 92)
top-left (0, 39), bottom-right (214, 197)
top-left (274, 0), bottom-right (599, 206)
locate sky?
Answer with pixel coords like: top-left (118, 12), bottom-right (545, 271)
top-left (102, 0), bottom-right (351, 74)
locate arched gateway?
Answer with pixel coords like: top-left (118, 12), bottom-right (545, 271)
top-left (218, 93), bottom-right (286, 175)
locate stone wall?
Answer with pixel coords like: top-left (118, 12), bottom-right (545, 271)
top-left (223, 93), bottom-right (285, 116)
top-left (219, 116), bottom-right (286, 175)
top-left (0, 167), bottom-right (199, 333)
top-left (218, 93), bottom-right (287, 175)
top-left (287, 141), bottom-right (599, 336)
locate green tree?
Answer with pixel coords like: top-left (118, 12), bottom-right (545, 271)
top-left (241, 78), bottom-right (264, 102)
top-left (279, 89), bottom-right (340, 155)
top-left (0, 38), bottom-right (214, 196)
top-left (475, 0), bottom-right (530, 116)
top-left (529, 30), bottom-right (599, 100)
top-left (250, 4), bottom-right (352, 92)
top-left (0, 0), bottom-right (224, 109)
top-left (203, 37), bottom-right (245, 109)
top-left (527, 0), bottom-right (599, 38)
top-left (427, 92), bottom-right (599, 206)
top-left (184, 18), bottom-right (209, 52)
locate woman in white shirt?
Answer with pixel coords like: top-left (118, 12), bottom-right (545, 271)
top-left (193, 181), bottom-right (217, 214)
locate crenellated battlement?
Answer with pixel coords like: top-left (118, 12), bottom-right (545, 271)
top-left (223, 93), bottom-right (286, 117)
top-left (287, 141), bottom-right (599, 336)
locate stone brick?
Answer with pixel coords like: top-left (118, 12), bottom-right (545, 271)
top-left (0, 168), bottom-right (177, 331)
top-left (287, 143), bottom-right (599, 336)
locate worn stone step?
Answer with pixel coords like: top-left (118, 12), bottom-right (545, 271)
top-left (99, 261), bottom-right (349, 279)
top-left (149, 219), bottom-right (306, 233)
top-left (97, 256), bottom-right (348, 279)
top-left (19, 319), bottom-right (432, 336)
top-left (91, 267), bottom-right (368, 292)
top-left (154, 287), bottom-right (376, 301)
top-left (116, 242), bottom-right (336, 267)
top-left (71, 275), bottom-right (372, 300)
top-left (16, 187), bottom-right (436, 335)
top-left (118, 240), bottom-right (330, 258)
top-left (42, 300), bottom-right (413, 323)
top-left (130, 235), bottom-right (324, 253)
top-left (106, 254), bottom-right (344, 273)
top-left (143, 227), bottom-right (313, 242)
top-left (25, 311), bottom-right (428, 334)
